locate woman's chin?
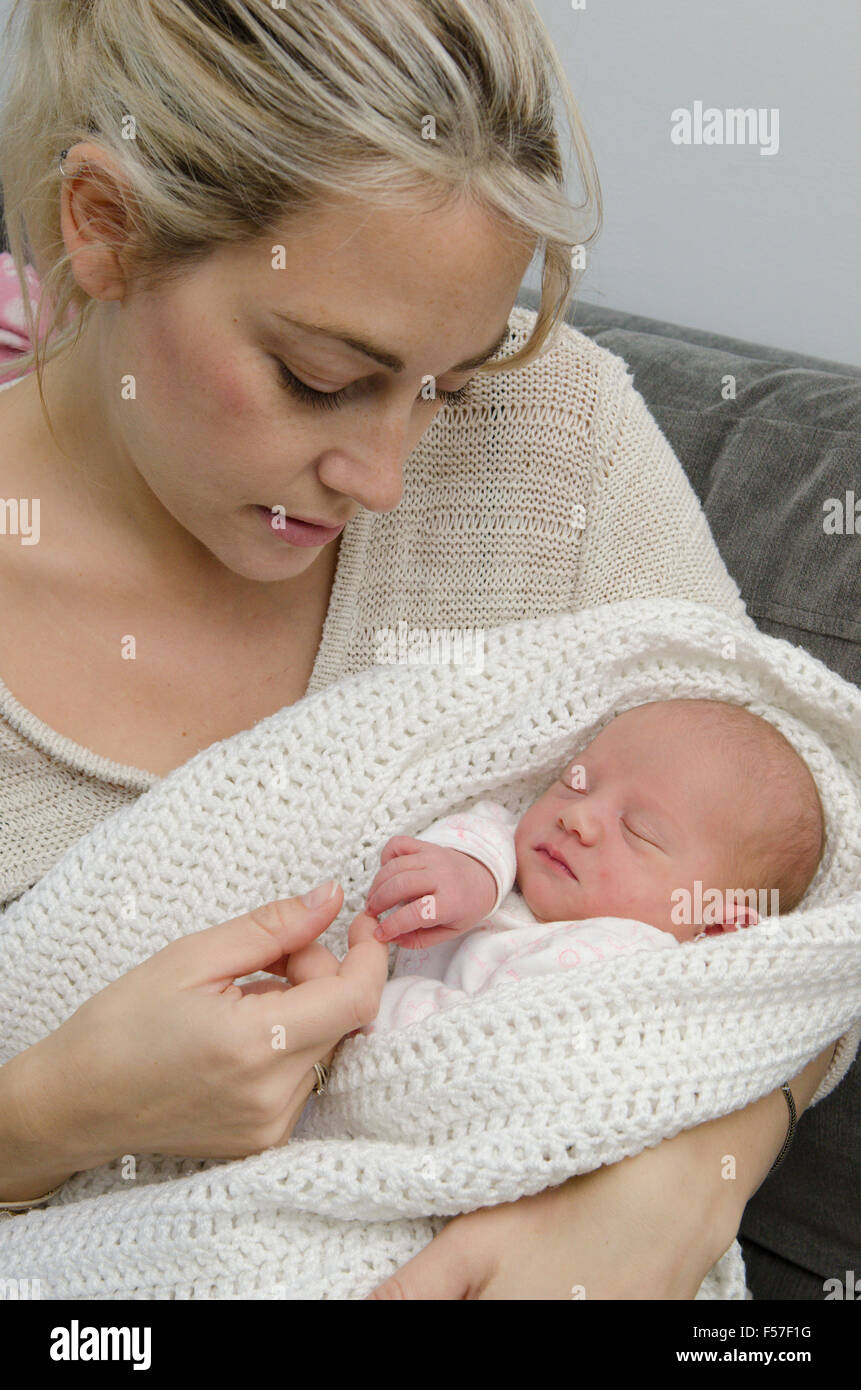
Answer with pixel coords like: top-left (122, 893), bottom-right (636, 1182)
top-left (191, 527), bottom-right (322, 584)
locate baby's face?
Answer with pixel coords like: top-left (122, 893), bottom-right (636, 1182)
top-left (513, 703), bottom-right (744, 942)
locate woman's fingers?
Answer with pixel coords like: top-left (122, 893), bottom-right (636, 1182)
top-left (157, 886), bottom-right (345, 988)
top-left (367, 1223), bottom-right (480, 1300)
top-left (254, 916), bottom-right (389, 1048)
top-left (348, 908), bottom-right (388, 948)
top-left (283, 941), bottom-right (341, 986)
top-left (270, 1044), bottom-right (341, 1148)
top-left (271, 910), bottom-right (386, 984)
top-left (234, 978), bottom-right (291, 997)
top-left (338, 911), bottom-right (391, 995)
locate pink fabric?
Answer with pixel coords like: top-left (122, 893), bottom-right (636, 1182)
top-left (364, 915), bottom-right (677, 1035)
top-left (0, 252), bottom-right (52, 382)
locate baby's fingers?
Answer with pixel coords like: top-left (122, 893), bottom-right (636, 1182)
top-left (379, 836), bottom-right (426, 866)
top-left (372, 896), bottom-right (444, 943)
top-left (366, 865), bottom-right (438, 920)
top-left (364, 853), bottom-right (420, 907)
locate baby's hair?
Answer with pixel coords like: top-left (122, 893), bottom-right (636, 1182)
top-left (644, 699), bottom-right (826, 913)
top-left (0, 0), bottom-right (602, 431)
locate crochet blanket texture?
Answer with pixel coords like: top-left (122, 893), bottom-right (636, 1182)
top-left (1, 598), bottom-right (860, 1301)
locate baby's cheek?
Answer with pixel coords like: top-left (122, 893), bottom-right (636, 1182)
top-left (596, 863), bottom-right (619, 902)
top-left (609, 870), bottom-right (653, 917)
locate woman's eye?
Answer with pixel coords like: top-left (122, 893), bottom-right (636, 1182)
top-left (434, 382), bottom-right (476, 406)
top-left (274, 360), bottom-right (475, 410)
top-left (275, 361), bottom-right (349, 410)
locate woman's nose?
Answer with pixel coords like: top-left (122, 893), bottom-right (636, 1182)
top-left (320, 404), bottom-right (425, 514)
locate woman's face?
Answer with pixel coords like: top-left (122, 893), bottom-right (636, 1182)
top-left (56, 179), bottom-right (535, 583)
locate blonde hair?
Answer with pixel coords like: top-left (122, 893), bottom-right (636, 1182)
top-left (0, 0), bottom-right (602, 428)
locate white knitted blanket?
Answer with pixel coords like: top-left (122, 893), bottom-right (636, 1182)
top-left (2, 598), bottom-right (860, 1301)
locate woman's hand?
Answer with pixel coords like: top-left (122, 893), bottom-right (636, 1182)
top-left (5, 885), bottom-right (387, 1189)
top-left (368, 1143), bottom-right (729, 1301)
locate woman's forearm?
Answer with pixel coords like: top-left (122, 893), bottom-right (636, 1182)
top-left (0, 1038), bottom-right (113, 1203)
top-left (678, 1038), bottom-right (839, 1256)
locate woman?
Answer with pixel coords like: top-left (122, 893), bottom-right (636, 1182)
top-left (0, 0), bottom-right (843, 1298)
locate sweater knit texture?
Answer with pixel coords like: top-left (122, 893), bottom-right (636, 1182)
top-left (0, 599), bottom-right (859, 1301)
top-left (0, 304), bottom-right (747, 906)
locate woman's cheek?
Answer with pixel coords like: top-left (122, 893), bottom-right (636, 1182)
top-left (206, 356), bottom-right (256, 425)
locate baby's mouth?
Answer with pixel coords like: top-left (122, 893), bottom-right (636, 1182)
top-left (534, 843), bottom-right (578, 880)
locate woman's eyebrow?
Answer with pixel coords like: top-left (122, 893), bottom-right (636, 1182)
top-left (268, 311), bottom-right (511, 374)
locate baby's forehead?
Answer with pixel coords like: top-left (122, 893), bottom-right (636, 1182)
top-left (594, 700), bottom-right (756, 744)
top-left (581, 702), bottom-right (706, 749)
top-left (564, 702), bottom-right (764, 782)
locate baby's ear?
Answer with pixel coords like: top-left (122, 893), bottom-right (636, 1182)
top-left (707, 898), bottom-right (759, 934)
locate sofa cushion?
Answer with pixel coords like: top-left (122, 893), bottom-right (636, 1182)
top-left (519, 289), bottom-right (861, 693)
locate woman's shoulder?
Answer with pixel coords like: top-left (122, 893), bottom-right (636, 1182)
top-left (410, 301), bottom-right (644, 491)
top-left (498, 304), bottom-right (637, 434)
top-left (507, 303), bottom-right (634, 381)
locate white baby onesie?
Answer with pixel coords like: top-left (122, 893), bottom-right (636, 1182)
top-left (363, 800), bottom-right (678, 1036)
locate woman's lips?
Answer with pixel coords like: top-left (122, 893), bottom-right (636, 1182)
top-left (255, 506), bottom-right (346, 546)
top-left (535, 844), bottom-right (577, 879)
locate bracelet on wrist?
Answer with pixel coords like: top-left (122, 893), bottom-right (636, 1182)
top-left (0, 1182), bottom-right (63, 1218)
top-left (767, 1082), bottom-right (798, 1174)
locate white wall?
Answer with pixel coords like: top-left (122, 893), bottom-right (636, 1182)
top-left (2, 0), bottom-right (858, 364)
top-left (532, 0), bottom-right (860, 365)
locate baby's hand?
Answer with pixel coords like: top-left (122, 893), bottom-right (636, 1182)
top-left (365, 837), bottom-right (498, 949)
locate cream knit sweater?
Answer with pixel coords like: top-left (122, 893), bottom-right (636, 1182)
top-left (0, 306), bottom-right (745, 906)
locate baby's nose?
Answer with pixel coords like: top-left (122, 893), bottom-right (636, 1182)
top-left (558, 803), bottom-right (598, 843)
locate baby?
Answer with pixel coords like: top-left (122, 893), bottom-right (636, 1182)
top-left (360, 698), bottom-right (825, 1035)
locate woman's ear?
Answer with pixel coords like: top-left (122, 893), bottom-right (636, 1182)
top-left (59, 141), bottom-right (140, 303)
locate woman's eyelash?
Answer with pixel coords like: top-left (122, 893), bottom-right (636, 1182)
top-left (276, 362), bottom-right (347, 410)
top-left (275, 361), bottom-right (475, 410)
top-left (432, 383), bottom-right (476, 406)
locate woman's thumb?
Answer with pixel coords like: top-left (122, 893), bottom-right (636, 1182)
top-left (366, 1227), bottom-right (476, 1300)
top-left (168, 880), bottom-right (344, 986)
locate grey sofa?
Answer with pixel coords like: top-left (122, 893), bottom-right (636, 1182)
top-left (520, 287), bottom-right (860, 1299)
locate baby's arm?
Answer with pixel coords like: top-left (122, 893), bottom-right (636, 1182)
top-left (366, 801), bottom-right (519, 949)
